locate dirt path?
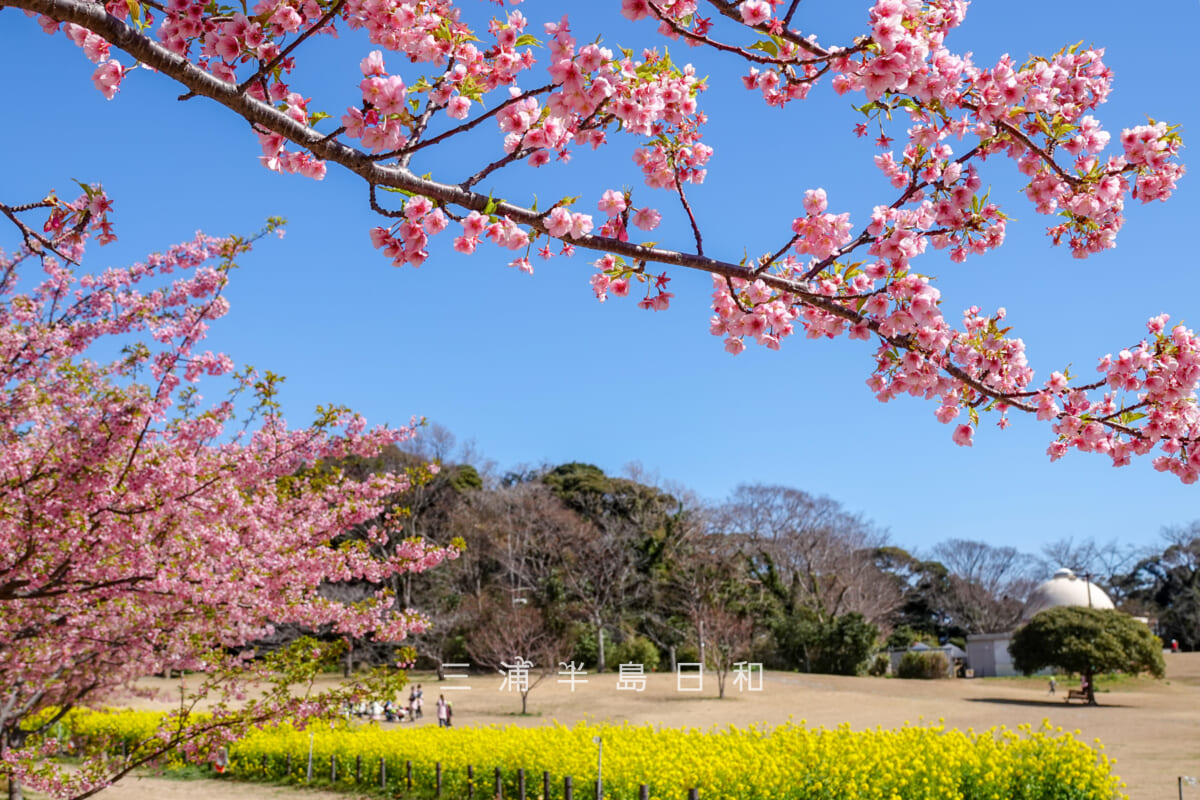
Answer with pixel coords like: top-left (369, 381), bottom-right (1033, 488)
top-left (96, 653), bottom-right (1200, 800)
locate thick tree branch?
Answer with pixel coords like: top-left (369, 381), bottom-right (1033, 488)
top-left (4, 0), bottom-right (1152, 440)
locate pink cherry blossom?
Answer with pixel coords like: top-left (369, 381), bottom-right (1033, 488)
top-left (598, 189), bottom-right (627, 216)
top-left (952, 424), bottom-right (974, 447)
top-left (545, 207), bottom-right (573, 238)
top-left (632, 207), bottom-right (661, 231)
top-left (739, 0), bottom-right (771, 26)
top-left (90, 59), bottom-right (125, 99)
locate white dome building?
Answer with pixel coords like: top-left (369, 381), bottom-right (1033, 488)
top-left (966, 568), bottom-right (1115, 678)
top-left (1022, 568), bottom-right (1115, 621)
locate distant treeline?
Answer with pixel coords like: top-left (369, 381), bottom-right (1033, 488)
top-left (265, 428), bottom-right (1200, 679)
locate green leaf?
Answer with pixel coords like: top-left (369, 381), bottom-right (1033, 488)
top-left (308, 111), bottom-right (331, 125)
top-left (749, 40), bottom-right (779, 58)
top-left (124, 0), bottom-right (143, 27)
top-left (514, 33), bottom-right (541, 48)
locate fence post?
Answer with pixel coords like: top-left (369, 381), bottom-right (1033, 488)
top-left (306, 732), bottom-right (314, 784)
top-left (261, 753), bottom-right (267, 775)
top-left (330, 754), bottom-right (337, 783)
top-left (380, 757), bottom-right (387, 789)
top-left (407, 759), bottom-right (414, 790)
top-left (544, 771), bottom-right (551, 800)
top-left (565, 775), bottom-right (573, 800)
top-left (437, 762), bottom-right (443, 798)
top-left (518, 769), bottom-right (526, 800)
top-left (286, 753), bottom-right (292, 779)
top-left (495, 766), bottom-right (503, 800)
top-left (689, 789), bottom-right (699, 800)
top-left (468, 765), bottom-right (475, 800)
top-left (356, 754), bottom-right (362, 784)
top-left (640, 785), bottom-right (648, 800)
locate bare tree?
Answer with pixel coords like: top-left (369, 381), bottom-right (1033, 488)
top-left (702, 606), bottom-right (756, 699)
top-left (552, 518), bottom-right (642, 673)
top-left (466, 600), bottom-right (567, 715)
top-left (408, 421), bottom-right (458, 464)
top-left (717, 484), bottom-right (898, 625)
top-left (674, 538), bottom-right (759, 698)
top-left (931, 539), bottom-right (1040, 633)
top-left (409, 594), bottom-right (474, 681)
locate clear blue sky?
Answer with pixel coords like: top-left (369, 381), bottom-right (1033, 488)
top-left (1, 1), bottom-right (1196, 558)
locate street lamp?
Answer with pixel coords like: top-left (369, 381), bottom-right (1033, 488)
top-left (1069, 567), bottom-right (1095, 608)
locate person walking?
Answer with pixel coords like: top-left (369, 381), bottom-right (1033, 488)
top-left (1048, 676), bottom-right (1056, 696)
top-left (436, 695), bottom-right (449, 728)
top-left (415, 684), bottom-right (424, 719)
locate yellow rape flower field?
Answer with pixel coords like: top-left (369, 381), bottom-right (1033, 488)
top-left (69, 653), bottom-right (1200, 800)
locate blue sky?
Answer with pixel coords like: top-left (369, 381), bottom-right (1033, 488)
top-left (1, 1), bottom-right (1196, 559)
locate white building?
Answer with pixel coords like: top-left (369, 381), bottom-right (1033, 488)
top-left (965, 568), bottom-right (1114, 677)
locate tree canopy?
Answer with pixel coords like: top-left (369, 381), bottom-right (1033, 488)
top-left (1008, 607), bottom-right (1164, 705)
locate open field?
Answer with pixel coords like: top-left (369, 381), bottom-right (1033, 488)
top-left (90, 652), bottom-right (1200, 800)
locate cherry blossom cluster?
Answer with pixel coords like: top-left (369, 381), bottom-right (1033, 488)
top-left (590, 251), bottom-right (674, 311)
top-left (369, 194), bottom-right (448, 267)
top-left (597, 1), bottom-right (1187, 469)
top-left (0, 195), bottom-right (456, 795)
top-left (1060, 316), bottom-right (1200, 481)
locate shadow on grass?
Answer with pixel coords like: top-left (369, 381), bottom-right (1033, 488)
top-left (964, 697), bottom-right (1130, 708)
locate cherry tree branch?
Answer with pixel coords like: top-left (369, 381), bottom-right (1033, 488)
top-left (700, 0), bottom-right (832, 58)
top-left (397, 83), bottom-right (556, 158)
top-left (4, 0), bottom-right (1163, 445)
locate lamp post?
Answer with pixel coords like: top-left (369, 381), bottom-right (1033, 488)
top-left (593, 736), bottom-right (603, 800)
top-left (1068, 566), bottom-right (1095, 608)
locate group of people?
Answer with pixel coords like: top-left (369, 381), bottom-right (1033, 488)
top-left (349, 698), bottom-right (409, 722)
top-left (346, 684), bottom-right (454, 727)
top-left (407, 685), bottom-right (455, 727)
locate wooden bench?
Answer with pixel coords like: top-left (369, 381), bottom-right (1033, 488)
top-left (1065, 689), bottom-right (1089, 703)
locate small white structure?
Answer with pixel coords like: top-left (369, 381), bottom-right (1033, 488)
top-left (964, 632), bottom-right (1017, 678)
top-left (966, 568), bottom-right (1114, 677)
top-left (1022, 568), bottom-right (1114, 620)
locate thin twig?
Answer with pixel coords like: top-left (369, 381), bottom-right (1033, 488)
top-left (395, 83), bottom-right (557, 159)
top-left (673, 172), bottom-right (703, 257)
top-left (236, 0), bottom-right (345, 96)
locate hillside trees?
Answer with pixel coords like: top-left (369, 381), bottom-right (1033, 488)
top-left (871, 547), bottom-right (962, 643)
top-left (930, 539), bottom-right (1040, 634)
top-left (715, 484), bottom-right (891, 673)
top-left (1115, 526), bottom-right (1200, 650)
top-left (544, 463), bottom-right (691, 672)
top-left (4, 0), bottom-right (1194, 479)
